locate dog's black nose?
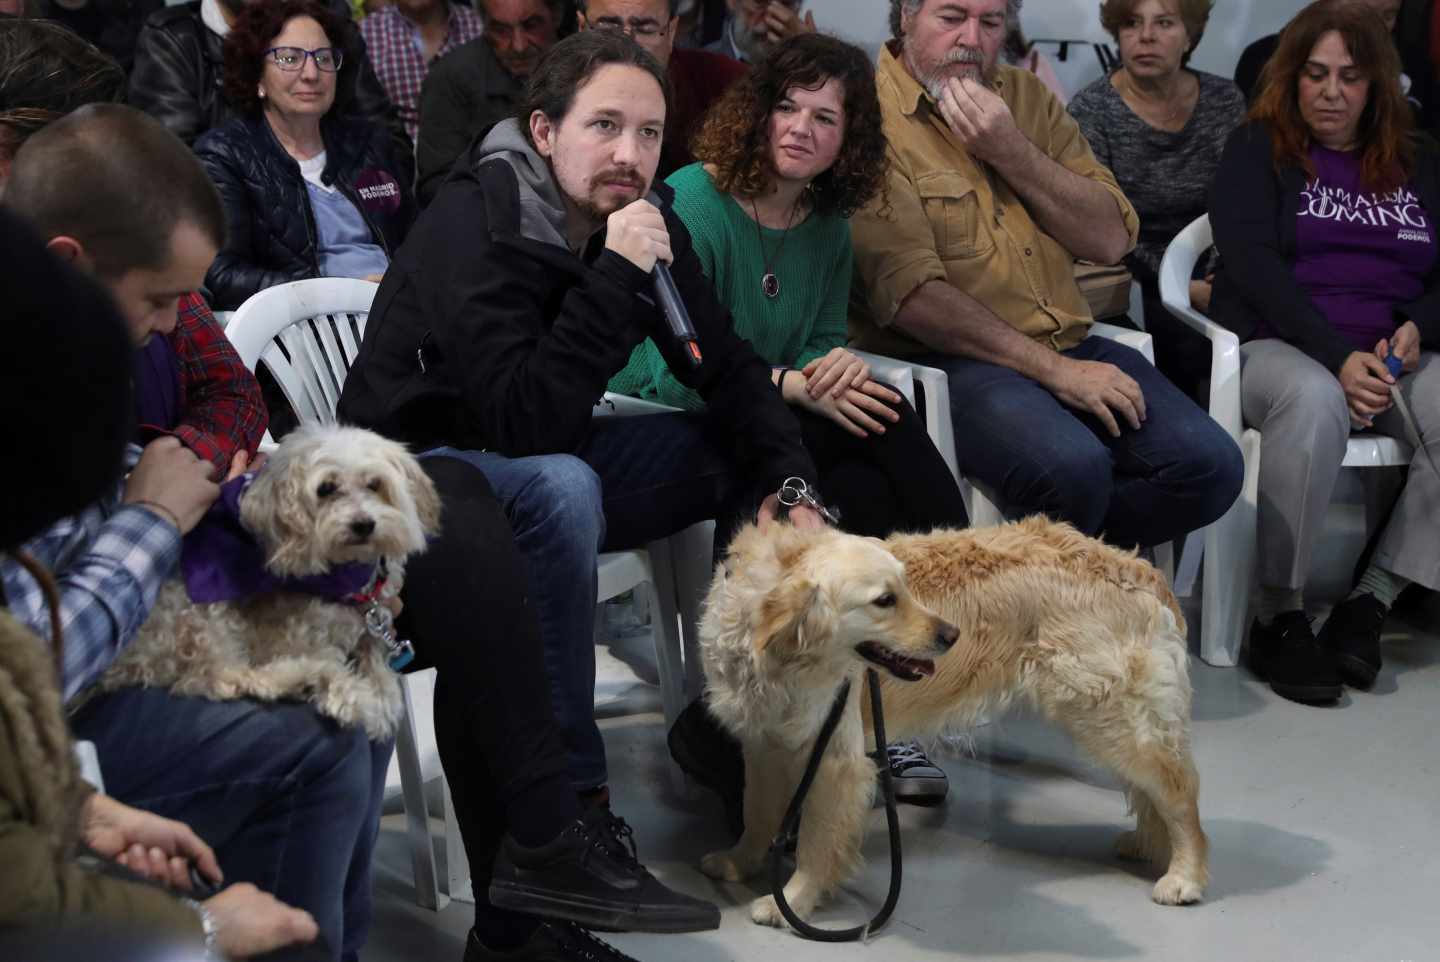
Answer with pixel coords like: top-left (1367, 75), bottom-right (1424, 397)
top-left (936, 621), bottom-right (959, 650)
top-left (349, 518), bottom-right (376, 539)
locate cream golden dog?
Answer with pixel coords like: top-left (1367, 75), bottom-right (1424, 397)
top-left (96, 425), bottom-right (440, 739)
top-left (699, 517), bottom-right (1206, 928)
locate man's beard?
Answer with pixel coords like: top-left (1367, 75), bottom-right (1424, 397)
top-left (576, 168), bottom-right (648, 222)
top-left (733, 15), bottom-right (777, 61)
top-left (905, 42), bottom-right (994, 100)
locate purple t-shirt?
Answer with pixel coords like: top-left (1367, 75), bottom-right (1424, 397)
top-left (1290, 144), bottom-right (1437, 350)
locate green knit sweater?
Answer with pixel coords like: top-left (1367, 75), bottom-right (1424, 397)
top-left (608, 162), bottom-right (853, 411)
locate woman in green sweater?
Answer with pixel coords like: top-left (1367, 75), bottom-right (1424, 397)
top-left (610, 32), bottom-right (967, 539)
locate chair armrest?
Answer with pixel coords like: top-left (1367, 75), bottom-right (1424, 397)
top-left (848, 351), bottom-right (916, 406)
top-left (594, 392), bottom-right (683, 418)
top-left (1158, 293), bottom-right (1245, 443)
top-left (1090, 321), bottom-right (1155, 364)
top-left (851, 351), bottom-right (958, 483)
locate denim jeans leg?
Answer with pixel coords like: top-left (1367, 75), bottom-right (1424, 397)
top-left (574, 413), bottom-right (740, 551)
top-left (420, 448), bottom-right (609, 791)
top-left (918, 352), bottom-right (1117, 535)
top-left (70, 689), bottom-right (381, 961)
top-left (1066, 337), bottom-right (1245, 546)
top-left (340, 737), bottom-right (394, 962)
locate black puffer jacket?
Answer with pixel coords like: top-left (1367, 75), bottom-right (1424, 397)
top-left (337, 120), bottom-right (817, 499)
top-left (129, 0), bottom-right (406, 151)
top-left (196, 111), bottom-right (416, 310)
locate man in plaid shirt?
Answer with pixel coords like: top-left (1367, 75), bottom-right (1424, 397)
top-left (3, 105), bottom-right (388, 960)
top-left (360, 0), bottom-right (484, 142)
top-left (3, 290), bottom-right (267, 701)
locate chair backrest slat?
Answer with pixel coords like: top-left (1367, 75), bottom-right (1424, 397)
top-left (225, 279), bottom-right (378, 429)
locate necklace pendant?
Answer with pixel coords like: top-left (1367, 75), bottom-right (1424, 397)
top-left (762, 272), bottom-right (780, 299)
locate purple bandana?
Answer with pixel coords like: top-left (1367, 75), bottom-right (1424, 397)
top-left (181, 472), bottom-right (376, 604)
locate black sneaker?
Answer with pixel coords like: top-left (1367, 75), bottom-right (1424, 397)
top-left (1247, 611), bottom-right (1342, 704)
top-left (667, 699), bottom-right (744, 836)
top-left (884, 741), bottom-right (948, 804)
top-left (463, 921), bottom-right (642, 961)
top-left (1318, 593), bottom-right (1387, 690)
top-left (489, 807), bottom-right (720, 934)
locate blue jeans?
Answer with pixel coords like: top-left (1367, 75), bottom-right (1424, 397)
top-left (71, 689), bottom-right (392, 962)
top-left (920, 336), bottom-right (1243, 548)
top-left (426, 412), bottom-right (742, 791)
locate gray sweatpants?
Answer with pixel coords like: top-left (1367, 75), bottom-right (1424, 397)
top-left (1240, 339), bottom-right (1440, 593)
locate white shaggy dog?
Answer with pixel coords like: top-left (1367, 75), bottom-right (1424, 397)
top-left (700, 519), bottom-right (1206, 929)
top-left (95, 425), bottom-right (440, 739)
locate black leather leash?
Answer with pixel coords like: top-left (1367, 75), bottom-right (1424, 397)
top-left (767, 667), bottom-right (903, 942)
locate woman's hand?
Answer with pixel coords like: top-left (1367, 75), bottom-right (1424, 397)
top-left (82, 794), bottom-right (222, 892)
top-left (784, 371), bottom-right (902, 438)
top-left (801, 348), bottom-right (871, 400)
top-left (1376, 320), bottom-right (1422, 374)
top-left (1339, 350), bottom-right (1395, 428)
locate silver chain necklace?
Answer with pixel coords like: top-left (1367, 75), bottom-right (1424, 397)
top-left (750, 195), bottom-right (801, 299)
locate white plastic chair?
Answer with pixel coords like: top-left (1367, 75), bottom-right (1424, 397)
top-left (1158, 214), bottom-right (1414, 666)
top-left (227, 279), bottom-right (464, 908)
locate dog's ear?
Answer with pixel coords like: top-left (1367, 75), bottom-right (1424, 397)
top-left (752, 575), bottom-right (834, 658)
top-left (240, 447), bottom-right (323, 575)
top-left (392, 447), bottom-right (441, 537)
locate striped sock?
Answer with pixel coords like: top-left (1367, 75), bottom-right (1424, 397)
top-left (1350, 565), bottom-right (1410, 610)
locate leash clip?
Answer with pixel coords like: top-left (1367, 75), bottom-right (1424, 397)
top-left (777, 477), bottom-right (841, 526)
top-left (354, 564), bottom-right (415, 671)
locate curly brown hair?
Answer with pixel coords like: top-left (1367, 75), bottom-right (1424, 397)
top-left (221, 0), bottom-right (356, 117)
top-left (690, 32), bottom-right (887, 219)
top-left (1251, 0), bottom-right (1412, 191)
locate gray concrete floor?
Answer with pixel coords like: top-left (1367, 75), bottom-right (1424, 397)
top-left (366, 591), bottom-right (1440, 962)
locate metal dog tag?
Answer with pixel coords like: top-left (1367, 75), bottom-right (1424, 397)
top-left (363, 603), bottom-right (415, 671)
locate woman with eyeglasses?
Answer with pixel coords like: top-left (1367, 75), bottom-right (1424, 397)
top-left (195, 0), bottom-right (415, 311)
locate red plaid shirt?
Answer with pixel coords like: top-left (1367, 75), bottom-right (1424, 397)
top-left (167, 293), bottom-right (268, 473)
top-left (360, 3), bottom-right (484, 142)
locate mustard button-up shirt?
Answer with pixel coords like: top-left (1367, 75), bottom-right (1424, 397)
top-left (850, 44), bottom-right (1139, 358)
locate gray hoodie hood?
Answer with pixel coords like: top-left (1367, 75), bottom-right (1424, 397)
top-left (475, 117), bottom-right (570, 250)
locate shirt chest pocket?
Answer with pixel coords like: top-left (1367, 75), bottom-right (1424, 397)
top-left (916, 171), bottom-right (993, 260)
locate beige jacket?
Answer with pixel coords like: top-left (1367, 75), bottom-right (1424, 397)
top-left (0, 609), bottom-right (201, 939)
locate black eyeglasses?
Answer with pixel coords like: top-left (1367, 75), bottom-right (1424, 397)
top-left (265, 46), bottom-right (343, 72)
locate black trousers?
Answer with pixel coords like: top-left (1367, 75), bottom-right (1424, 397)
top-left (795, 391), bottom-right (969, 537)
top-left (397, 456), bottom-right (581, 919)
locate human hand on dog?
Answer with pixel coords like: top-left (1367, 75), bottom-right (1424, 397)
top-left (204, 883), bottom-right (319, 958)
top-left (124, 437), bottom-right (221, 533)
top-left (82, 793), bottom-right (222, 892)
top-left (757, 494), bottom-right (826, 531)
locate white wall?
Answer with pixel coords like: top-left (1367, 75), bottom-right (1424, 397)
top-left (816, 0), bottom-right (1314, 91)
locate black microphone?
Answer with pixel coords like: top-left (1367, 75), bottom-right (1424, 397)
top-left (653, 261), bottom-right (702, 368)
top-left (644, 189), bottom-right (702, 368)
